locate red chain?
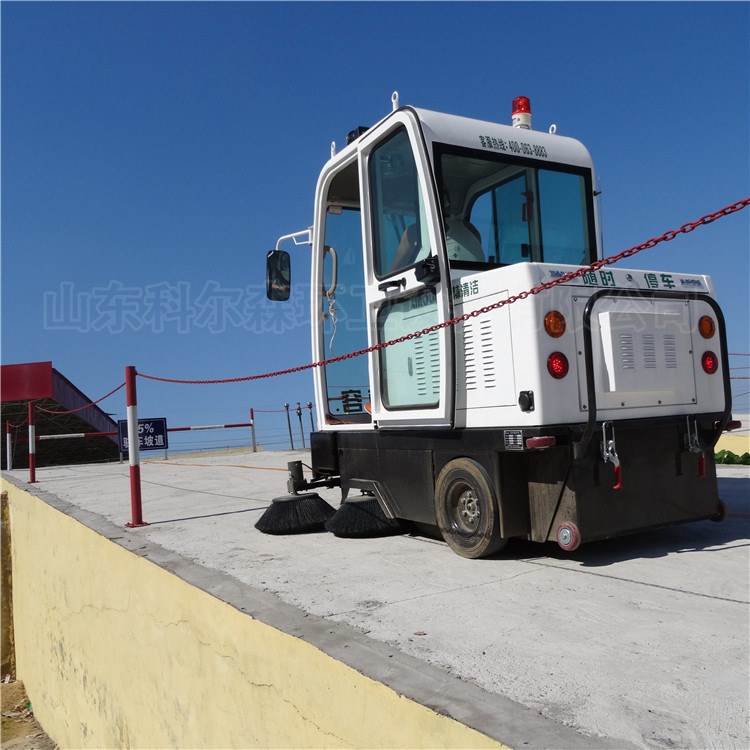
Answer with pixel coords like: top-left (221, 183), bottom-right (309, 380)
top-left (139, 198), bottom-right (750, 386)
top-left (33, 382), bottom-right (126, 415)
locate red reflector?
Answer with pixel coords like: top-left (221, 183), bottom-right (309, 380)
top-left (701, 351), bottom-right (719, 374)
top-left (526, 436), bottom-right (557, 449)
top-left (547, 352), bottom-right (569, 379)
top-left (724, 420), bottom-right (742, 432)
top-left (512, 96), bottom-right (531, 115)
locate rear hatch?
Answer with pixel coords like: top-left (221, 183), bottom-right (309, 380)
top-left (535, 264), bottom-right (725, 419)
top-left (570, 289), bottom-right (726, 419)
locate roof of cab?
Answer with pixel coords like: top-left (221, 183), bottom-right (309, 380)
top-left (320, 103), bottom-right (595, 184)
top-left (412, 107), bottom-right (595, 169)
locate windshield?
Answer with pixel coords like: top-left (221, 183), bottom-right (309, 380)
top-left (435, 145), bottom-right (596, 268)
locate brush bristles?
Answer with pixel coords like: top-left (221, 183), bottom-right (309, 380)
top-left (255, 494), bottom-right (336, 535)
top-left (325, 498), bottom-right (405, 538)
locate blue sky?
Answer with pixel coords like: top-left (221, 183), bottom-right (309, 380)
top-left (2, 1), bottom-right (749, 450)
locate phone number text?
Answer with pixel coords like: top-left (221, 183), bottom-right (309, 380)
top-left (478, 135), bottom-right (548, 158)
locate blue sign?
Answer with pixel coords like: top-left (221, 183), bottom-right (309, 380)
top-left (118, 418), bottom-right (169, 452)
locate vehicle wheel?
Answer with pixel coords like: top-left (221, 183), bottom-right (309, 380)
top-left (556, 521), bottom-right (581, 551)
top-left (434, 458), bottom-right (507, 559)
top-left (711, 500), bottom-right (729, 523)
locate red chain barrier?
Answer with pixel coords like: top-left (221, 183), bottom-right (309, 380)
top-left (138, 198), bottom-right (750, 386)
top-left (33, 382), bottom-right (126, 415)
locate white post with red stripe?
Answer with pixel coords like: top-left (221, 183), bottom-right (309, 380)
top-left (167, 423), bottom-right (254, 433)
top-left (27, 403), bottom-right (36, 483)
top-left (38, 431), bottom-right (117, 441)
top-left (6, 421), bottom-right (12, 472)
top-left (125, 365), bottom-right (147, 527)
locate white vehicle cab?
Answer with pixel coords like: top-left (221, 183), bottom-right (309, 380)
top-left (265, 93), bottom-right (733, 558)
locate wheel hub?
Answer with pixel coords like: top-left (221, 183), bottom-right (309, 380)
top-left (556, 521), bottom-right (581, 551)
top-left (454, 488), bottom-right (480, 532)
top-left (558, 526), bottom-right (573, 547)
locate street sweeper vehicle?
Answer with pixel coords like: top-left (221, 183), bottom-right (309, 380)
top-left (259, 92), bottom-right (735, 558)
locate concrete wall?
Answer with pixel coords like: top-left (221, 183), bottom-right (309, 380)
top-left (1, 491), bottom-right (14, 677)
top-left (3, 479), bottom-right (505, 749)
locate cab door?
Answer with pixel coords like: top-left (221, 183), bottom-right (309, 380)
top-left (358, 111), bottom-right (454, 428)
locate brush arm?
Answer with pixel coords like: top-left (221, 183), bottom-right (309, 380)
top-left (287, 460), bottom-right (340, 494)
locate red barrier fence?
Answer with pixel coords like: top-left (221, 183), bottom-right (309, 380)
top-left (10, 412), bottom-right (262, 481)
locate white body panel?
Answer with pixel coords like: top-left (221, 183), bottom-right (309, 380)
top-left (292, 100), bottom-right (727, 434)
top-left (449, 262), bottom-right (724, 428)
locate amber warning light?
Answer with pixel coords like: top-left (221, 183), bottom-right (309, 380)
top-left (512, 96), bottom-right (532, 129)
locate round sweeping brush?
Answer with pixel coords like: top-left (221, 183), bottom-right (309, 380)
top-left (325, 496), bottom-right (406, 538)
top-left (255, 493), bottom-right (336, 535)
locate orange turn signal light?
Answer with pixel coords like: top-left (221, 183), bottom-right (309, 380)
top-left (544, 311), bottom-right (566, 338)
top-left (698, 315), bottom-right (715, 339)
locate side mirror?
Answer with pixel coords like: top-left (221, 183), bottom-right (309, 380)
top-left (266, 250), bottom-right (291, 301)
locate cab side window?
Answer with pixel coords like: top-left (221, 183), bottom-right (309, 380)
top-left (369, 128), bottom-right (431, 277)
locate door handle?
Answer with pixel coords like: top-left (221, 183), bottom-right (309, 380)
top-left (378, 278), bottom-right (406, 292)
top-left (324, 245), bottom-right (338, 297)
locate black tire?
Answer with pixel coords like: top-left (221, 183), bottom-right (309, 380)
top-left (711, 499), bottom-right (729, 523)
top-left (434, 458), bottom-right (507, 559)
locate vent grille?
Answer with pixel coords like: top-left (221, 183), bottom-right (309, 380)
top-left (618, 332), bottom-right (679, 370)
top-left (642, 334), bottom-right (657, 369)
top-left (462, 319), bottom-right (497, 390)
top-left (480, 319), bottom-right (496, 388)
top-left (664, 334), bottom-right (677, 368)
top-left (415, 333), bottom-right (440, 398)
top-left (464, 326), bottom-right (477, 391)
top-left (619, 334), bottom-right (635, 369)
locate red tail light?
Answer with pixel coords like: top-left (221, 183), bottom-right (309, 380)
top-left (701, 351), bottom-right (719, 374)
top-left (547, 352), bottom-right (569, 379)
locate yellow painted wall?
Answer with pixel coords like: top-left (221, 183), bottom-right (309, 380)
top-left (715, 432), bottom-right (750, 456)
top-left (3, 480), bottom-right (506, 750)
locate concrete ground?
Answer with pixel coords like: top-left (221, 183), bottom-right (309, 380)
top-left (5, 453), bottom-right (749, 749)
